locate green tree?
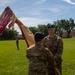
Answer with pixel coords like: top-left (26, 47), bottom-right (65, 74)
top-left (29, 27), bottom-right (38, 34)
top-left (53, 18), bottom-right (75, 38)
top-left (8, 29), bottom-right (18, 39)
top-left (0, 28), bottom-right (9, 40)
top-left (37, 24), bottom-right (48, 36)
top-left (63, 18), bottom-right (75, 38)
top-left (53, 20), bottom-right (64, 37)
top-left (0, 28), bottom-right (18, 40)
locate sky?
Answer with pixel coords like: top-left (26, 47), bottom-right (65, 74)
top-left (0, 0), bottom-right (75, 34)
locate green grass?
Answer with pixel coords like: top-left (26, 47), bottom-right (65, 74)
top-left (62, 38), bottom-right (75, 75)
top-left (0, 40), bottom-right (28, 75)
top-left (0, 38), bottom-right (75, 75)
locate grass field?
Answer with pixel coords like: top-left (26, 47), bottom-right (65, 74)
top-left (62, 38), bottom-right (75, 75)
top-left (0, 38), bottom-right (75, 75)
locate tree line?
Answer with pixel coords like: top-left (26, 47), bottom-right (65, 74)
top-left (29, 18), bottom-right (75, 38)
top-left (0, 28), bottom-right (18, 40)
top-left (0, 18), bottom-right (75, 40)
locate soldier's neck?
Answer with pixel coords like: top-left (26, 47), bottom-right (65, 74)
top-left (49, 34), bottom-right (55, 38)
top-left (35, 41), bottom-right (43, 46)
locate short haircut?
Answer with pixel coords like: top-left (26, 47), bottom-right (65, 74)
top-left (34, 32), bottom-right (44, 42)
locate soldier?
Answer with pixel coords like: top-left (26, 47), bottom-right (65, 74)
top-left (26, 32), bottom-right (56, 75)
top-left (43, 24), bottom-right (63, 75)
top-left (16, 37), bottom-right (19, 50)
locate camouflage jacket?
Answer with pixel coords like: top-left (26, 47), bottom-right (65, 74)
top-left (43, 34), bottom-right (63, 62)
top-left (26, 43), bottom-right (55, 75)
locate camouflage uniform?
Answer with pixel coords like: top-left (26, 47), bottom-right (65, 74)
top-left (43, 34), bottom-right (63, 75)
top-left (26, 43), bottom-right (56, 75)
top-left (16, 37), bottom-right (19, 50)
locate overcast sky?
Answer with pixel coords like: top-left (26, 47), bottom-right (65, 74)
top-left (0, 0), bottom-right (75, 34)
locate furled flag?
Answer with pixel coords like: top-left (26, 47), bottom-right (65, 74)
top-left (0, 6), bottom-right (35, 47)
top-left (0, 7), bottom-right (12, 33)
top-left (8, 7), bottom-right (35, 47)
top-left (8, 13), bottom-right (16, 30)
top-left (15, 19), bottom-right (35, 47)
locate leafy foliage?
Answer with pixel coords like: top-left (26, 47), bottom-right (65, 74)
top-left (0, 28), bottom-right (18, 40)
top-left (29, 18), bottom-right (75, 38)
top-left (53, 18), bottom-right (75, 38)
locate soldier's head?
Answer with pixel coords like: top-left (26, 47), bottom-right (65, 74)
top-left (34, 32), bottom-right (44, 42)
top-left (47, 23), bottom-right (55, 35)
